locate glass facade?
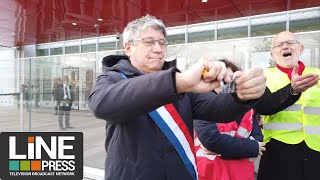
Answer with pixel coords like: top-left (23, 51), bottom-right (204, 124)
top-left (217, 26), bottom-right (248, 40)
top-left (188, 30), bottom-right (215, 43)
top-left (50, 47), bottom-right (63, 55)
top-left (81, 44), bottom-right (97, 53)
top-left (35, 37), bottom-right (118, 57)
top-left (36, 49), bottom-right (49, 56)
top-left (251, 22), bottom-right (286, 37)
top-left (99, 42), bottom-right (116, 51)
top-left (290, 18), bottom-right (320, 33)
top-left (167, 34), bottom-right (185, 45)
top-left (65, 46), bottom-right (80, 54)
top-left (1, 7), bottom-right (319, 179)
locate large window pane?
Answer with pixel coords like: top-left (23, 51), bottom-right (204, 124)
top-left (217, 27), bottom-right (247, 40)
top-left (36, 49), bottom-right (49, 56)
top-left (188, 30), bottom-right (215, 43)
top-left (250, 37), bottom-right (273, 69)
top-left (185, 40), bottom-right (249, 71)
top-left (290, 18), bottom-right (320, 33)
top-left (167, 34), bottom-right (185, 45)
top-left (99, 42), bottom-right (116, 51)
top-left (297, 33), bottom-right (320, 68)
top-left (251, 22), bottom-right (286, 37)
top-left (42, 66), bottom-right (53, 101)
top-left (82, 44), bottom-right (96, 53)
top-left (50, 47), bottom-right (63, 55)
top-left (65, 46), bottom-right (79, 54)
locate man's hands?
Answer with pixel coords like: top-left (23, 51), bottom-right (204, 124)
top-left (233, 68), bottom-right (267, 101)
top-left (176, 59), bottom-right (267, 101)
top-left (176, 58), bottom-right (229, 93)
top-left (291, 63), bottom-right (319, 94)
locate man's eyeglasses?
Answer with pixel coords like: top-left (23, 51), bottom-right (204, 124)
top-left (131, 37), bottom-right (168, 47)
top-left (273, 40), bottom-right (300, 49)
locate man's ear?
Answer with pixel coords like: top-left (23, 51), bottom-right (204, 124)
top-left (124, 42), bottom-right (131, 57)
top-left (299, 44), bottom-right (304, 56)
top-left (270, 52), bottom-right (276, 65)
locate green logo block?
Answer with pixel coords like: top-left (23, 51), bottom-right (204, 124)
top-left (20, 160), bottom-right (30, 171)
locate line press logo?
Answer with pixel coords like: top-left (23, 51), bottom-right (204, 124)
top-left (0, 132), bottom-right (83, 180)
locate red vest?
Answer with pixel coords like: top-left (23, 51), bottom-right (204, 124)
top-left (194, 109), bottom-right (255, 180)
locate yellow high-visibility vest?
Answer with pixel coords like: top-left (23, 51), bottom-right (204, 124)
top-left (263, 67), bottom-right (320, 152)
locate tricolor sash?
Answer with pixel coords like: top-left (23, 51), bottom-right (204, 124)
top-left (120, 72), bottom-right (198, 180)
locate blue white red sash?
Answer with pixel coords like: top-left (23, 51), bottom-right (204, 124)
top-left (149, 104), bottom-right (198, 180)
top-left (119, 72), bottom-right (198, 180)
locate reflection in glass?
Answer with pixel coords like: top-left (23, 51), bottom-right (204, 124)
top-left (217, 26), bottom-right (247, 40)
top-left (185, 40), bottom-right (248, 71)
top-left (296, 33), bottom-right (320, 68)
top-left (42, 66), bottom-right (53, 101)
top-left (250, 37), bottom-right (273, 69)
top-left (50, 47), bottom-right (63, 55)
top-left (251, 22), bottom-right (286, 37)
top-left (290, 18), bottom-right (320, 33)
top-left (65, 46), bottom-right (80, 54)
top-left (82, 44), bottom-right (96, 53)
top-left (99, 42), bottom-right (116, 51)
top-left (167, 34), bottom-right (185, 45)
top-left (188, 31), bottom-right (215, 43)
top-left (36, 49), bottom-right (49, 56)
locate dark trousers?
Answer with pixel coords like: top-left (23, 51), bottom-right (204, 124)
top-left (257, 139), bottom-right (320, 180)
top-left (58, 106), bottom-right (71, 128)
top-left (34, 94), bottom-right (40, 107)
top-left (54, 101), bottom-right (58, 114)
top-left (25, 101), bottom-right (31, 111)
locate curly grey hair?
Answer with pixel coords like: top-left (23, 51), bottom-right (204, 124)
top-left (122, 15), bottom-right (167, 47)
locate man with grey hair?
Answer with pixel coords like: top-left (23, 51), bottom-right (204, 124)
top-left (88, 15), bottom-right (267, 180)
top-left (258, 31), bottom-right (319, 180)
